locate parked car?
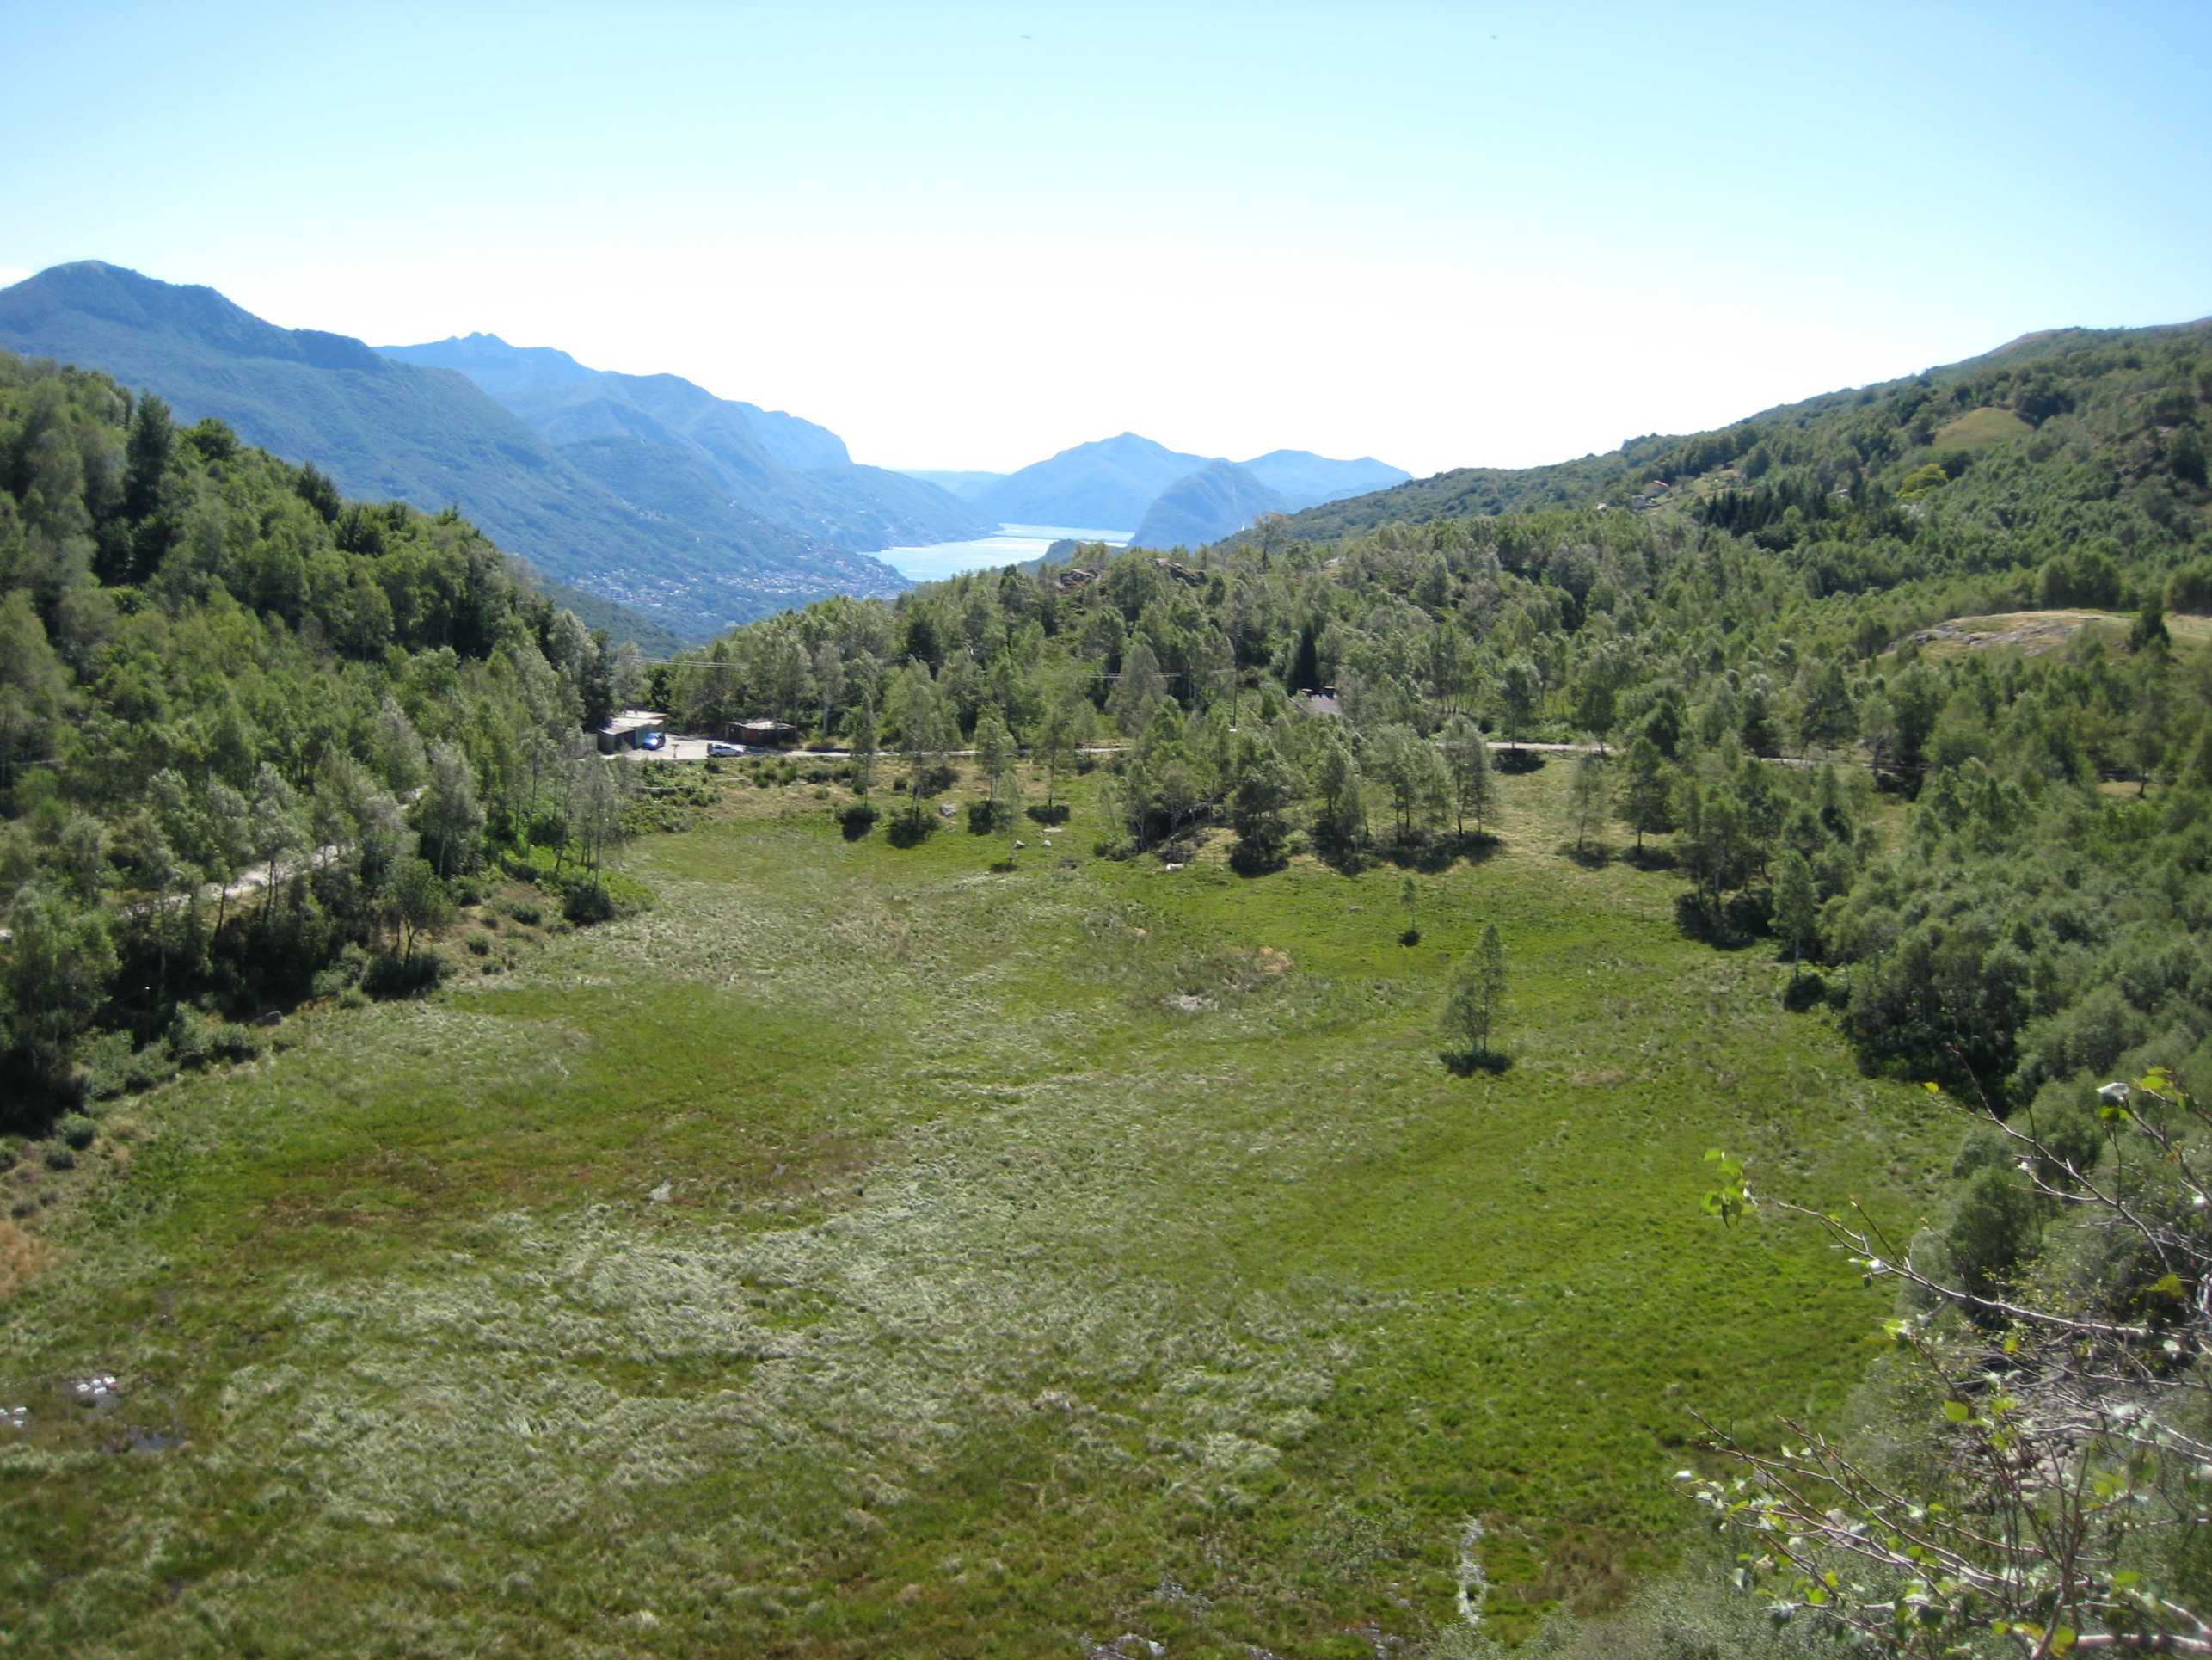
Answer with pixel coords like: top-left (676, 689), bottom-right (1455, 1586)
top-left (638, 730), bottom-right (666, 751)
top-left (707, 741), bottom-right (741, 757)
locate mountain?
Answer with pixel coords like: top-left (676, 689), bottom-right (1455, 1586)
top-left (970, 433), bottom-right (1212, 528)
top-left (381, 334), bottom-right (990, 553)
top-left (967, 433), bottom-right (1411, 540)
top-left (1238, 450), bottom-right (1409, 505)
top-left (896, 469), bottom-right (1005, 500)
top-left (1248, 319), bottom-right (2212, 550)
top-left (1129, 460), bottom-right (1288, 549)
top-left (0, 262), bottom-right (911, 637)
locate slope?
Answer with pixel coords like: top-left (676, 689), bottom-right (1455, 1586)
top-left (1250, 317), bottom-right (2212, 551)
top-left (0, 264), bottom-right (907, 636)
top-left (1239, 448), bottom-right (1409, 504)
top-left (381, 334), bottom-right (991, 551)
top-left (969, 432), bottom-right (1211, 527)
top-left (1128, 458), bottom-right (1288, 548)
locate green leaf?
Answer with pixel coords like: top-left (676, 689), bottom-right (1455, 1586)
top-left (1942, 1400), bottom-right (1971, 1423)
top-left (2050, 1626), bottom-right (2077, 1655)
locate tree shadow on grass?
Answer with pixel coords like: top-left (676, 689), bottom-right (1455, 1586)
top-left (1379, 832), bottom-right (1503, 874)
top-left (1496, 748), bottom-right (1548, 775)
top-left (1228, 842), bottom-right (1288, 877)
top-left (1439, 1048), bottom-right (1514, 1077)
top-left (1559, 839), bottom-right (1613, 869)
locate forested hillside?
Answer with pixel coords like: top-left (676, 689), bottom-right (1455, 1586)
top-left (0, 350), bottom-right (647, 1117)
top-left (666, 310), bottom-right (2212, 1197)
top-left (1259, 318), bottom-right (2212, 557)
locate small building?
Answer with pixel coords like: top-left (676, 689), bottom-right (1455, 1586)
top-left (594, 709), bottom-right (668, 753)
top-left (732, 718), bottom-right (799, 748)
top-left (1298, 686), bottom-right (1343, 718)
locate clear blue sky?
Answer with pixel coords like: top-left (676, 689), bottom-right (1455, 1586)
top-left (3, 2), bottom-right (2209, 476)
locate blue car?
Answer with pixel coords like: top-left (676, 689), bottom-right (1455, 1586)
top-left (638, 730), bottom-right (666, 752)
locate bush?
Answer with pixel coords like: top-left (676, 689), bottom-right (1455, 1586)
top-left (44, 1144), bottom-right (76, 1171)
top-left (363, 950), bottom-right (448, 999)
top-left (465, 934), bottom-right (492, 956)
top-left (1026, 802), bottom-right (1071, 825)
top-left (886, 807), bottom-right (938, 848)
top-left (838, 802), bottom-right (880, 840)
top-left (208, 1024), bottom-right (265, 1064)
top-left (562, 882), bottom-right (618, 925)
top-left (505, 901), bottom-right (543, 927)
top-left (58, 1112), bottom-right (97, 1151)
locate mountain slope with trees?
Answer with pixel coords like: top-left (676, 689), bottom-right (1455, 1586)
top-left (0, 347), bottom-right (654, 1116)
top-left (0, 264), bottom-right (912, 636)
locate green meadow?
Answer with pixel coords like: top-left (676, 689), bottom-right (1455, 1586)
top-left (2, 761), bottom-right (1948, 1657)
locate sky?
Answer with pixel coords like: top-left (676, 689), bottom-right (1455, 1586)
top-left (3, 1), bottom-right (2210, 480)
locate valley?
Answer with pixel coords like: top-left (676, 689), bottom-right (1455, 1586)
top-left (0, 759), bottom-right (1944, 1657)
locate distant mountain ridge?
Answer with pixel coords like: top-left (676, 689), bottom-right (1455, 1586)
top-left (0, 262), bottom-right (927, 637)
top-left (968, 433), bottom-right (1408, 540)
top-left (381, 334), bottom-right (989, 556)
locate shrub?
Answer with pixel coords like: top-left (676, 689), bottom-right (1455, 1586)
top-left (563, 882), bottom-right (618, 925)
top-left (44, 1144), bottom-right (76, 1171)
top-left (886, 807), bottom-right (937, 848)
top-left (208, 1024), bottom-right (265, 1064)
top-left (338, 987), bottom-right (370, 1011)
top-left (466, 934), bottom-right (492, 956)
top-left (364, 950), bottom-right (447, 999)
top-left (58, 1112), bottom-right (97, 1151)
top-left (506, 901), bottom-right (543, 927)
top-left (839, 802), bottom-right (880, 840)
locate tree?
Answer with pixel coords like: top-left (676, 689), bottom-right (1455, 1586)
top-left (1110, 638), bottom-right (1168, 735)
top-left (1500, 657), bottom-right (1541, 751)
top-left (974, 705), bottom-right (1016, 822)
top-left (1439, 924), bottom-right (1507, 1061)
top-left (609, 639), bottom-right (649, 712)
top-left (1035, 682), bottom-right (1088, 814)
top-left (1690, 1069), bottom-right (2212, 1658)
top-left (247, 763), bottom-right (304, 925)
top-left (1398, 875), bottom-right (1420, 944)
top-left (850, 696), bottom-right (880, 793)
top-left (1568, 752), bottom-right (1610, 856)
top-left (385, 857), bottom-right (451, 962)
top-left (418, 741), bottom-right (485, 877)
top-left (0, 882), bottom-right (118, 1102)
top-left (1771, 847), bottom-right (1818, 981)
top-left (1619, 735), bottom-right (1669, 856)
top-left (1440, 715), bottom-right (1493, 839)
top-left (1227, 735), bottom-right (1299, 869)
top-left (887, 662), bottom-right (956, 827)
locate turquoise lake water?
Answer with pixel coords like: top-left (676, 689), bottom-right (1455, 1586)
top-left (873, 523), bottom-right (1131, 582)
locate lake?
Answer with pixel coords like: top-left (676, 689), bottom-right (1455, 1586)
top-left (873, 522), bottom-right (1131, 583)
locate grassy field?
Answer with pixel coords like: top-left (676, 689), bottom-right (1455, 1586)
top-left (1902, 607), bottom-right (2212, 661)
top-left (0, 761), bottom-right (1951, 1657)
